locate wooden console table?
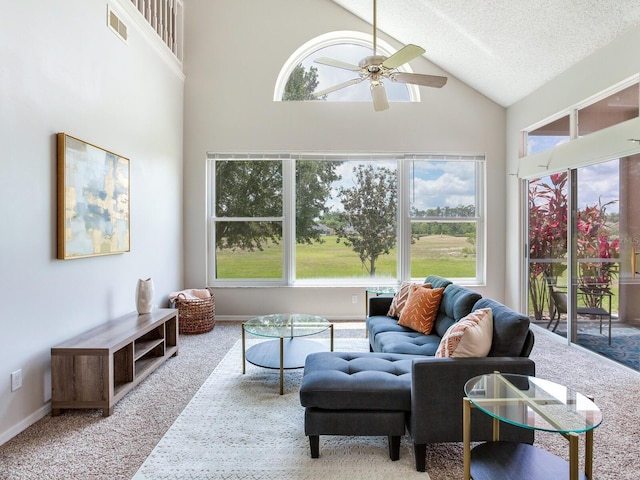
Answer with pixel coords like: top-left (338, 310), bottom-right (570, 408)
top-left (51, 309), bottom-right (179, 417)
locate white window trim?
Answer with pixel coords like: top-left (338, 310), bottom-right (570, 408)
top-left (207, 153), bottom-right (485, 287)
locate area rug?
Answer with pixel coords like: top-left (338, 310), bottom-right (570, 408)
top-left (552, 326), bottom-right (640, 371)
top-left (576, 331), bottom-right (640, 371)
top-left (132, 338), bottom-right (431, 480)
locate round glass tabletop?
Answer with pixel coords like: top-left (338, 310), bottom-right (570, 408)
top-left (243, 313), bottom-right (330, 339)
top-left (464, 373), bottom-right (602, 434)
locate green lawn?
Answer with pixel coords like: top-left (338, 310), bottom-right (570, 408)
top-left (216, 234), bottom-right (475, 279)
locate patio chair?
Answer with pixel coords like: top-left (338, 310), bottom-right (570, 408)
top-left (547, 285), bottom-right (613, 344)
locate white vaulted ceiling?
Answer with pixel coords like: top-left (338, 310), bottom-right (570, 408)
top-left (331, 0), bottom-right (640, 106)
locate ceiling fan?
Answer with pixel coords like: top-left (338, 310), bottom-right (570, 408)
top-left (312, 0), bottom-right (447, 111)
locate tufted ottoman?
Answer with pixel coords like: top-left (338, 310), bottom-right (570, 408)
top-left (299, 351), bottom-right (415, 461)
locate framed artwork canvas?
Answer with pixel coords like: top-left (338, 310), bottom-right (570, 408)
top-left (57, 133), bottom-right (130, 259)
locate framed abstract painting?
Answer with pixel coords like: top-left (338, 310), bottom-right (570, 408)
top-left (57, 133), bottom-right (130, 259)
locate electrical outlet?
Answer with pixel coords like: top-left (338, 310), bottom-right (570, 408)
top-left (11, 369), bottom-right (22, 392)
top-left (351, 294), bottom-right (358, 304)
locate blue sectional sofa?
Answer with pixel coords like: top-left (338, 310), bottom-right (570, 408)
top-left (367, 275), bottom-right (535, 358)
top-left (300, 275), bottom-right (536, 472)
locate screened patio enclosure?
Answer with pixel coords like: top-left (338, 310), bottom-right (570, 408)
top-left (527, 154), bottom-right (640, 371)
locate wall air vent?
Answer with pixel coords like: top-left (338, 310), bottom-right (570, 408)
top-left (108, 6), bottom-right (128, 42)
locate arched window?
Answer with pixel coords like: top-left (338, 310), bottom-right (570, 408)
top-left (274, 31), bottom-right (419, 103)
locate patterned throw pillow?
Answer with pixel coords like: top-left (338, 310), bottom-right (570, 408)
top-left (435, 308), bottom-right (493, 358)
top-left (397, 286), bottom-right (444, 334)
top-left (387, 282), bottom-right (432, 318)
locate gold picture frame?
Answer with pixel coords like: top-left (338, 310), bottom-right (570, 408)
top-left (57, 133), bottom-right (130, 259)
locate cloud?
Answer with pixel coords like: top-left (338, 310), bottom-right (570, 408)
top-left (410, 161), bottom-right (476, 210)
top-left (576, 159), bottom-right (619, 213)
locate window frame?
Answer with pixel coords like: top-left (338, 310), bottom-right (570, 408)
top-left (207, 153), bottom-right (486, 287)
top-left (521, 75), bottom-right (640, 157)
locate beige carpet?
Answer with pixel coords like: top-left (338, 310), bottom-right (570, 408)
top-left (133, 338), bottom-right (431, 479)
top-left (0, 322), bottom-right (638, 479)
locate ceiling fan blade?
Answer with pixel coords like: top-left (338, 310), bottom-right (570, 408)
top-left (314, 57), bottom-right (361, 72)
top-left (313, 78), bottom-right (363, 97)
top-left (389, 72), bottom-right (448, 88)
top-left (381, 44), bottom-right (426, 69)
top-left (370, 82), bottom-right (389, 112)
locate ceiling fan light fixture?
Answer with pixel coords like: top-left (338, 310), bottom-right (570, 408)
top-left (370, 82), bottom-right (389, 111)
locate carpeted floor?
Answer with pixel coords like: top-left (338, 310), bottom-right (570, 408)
top-left (133, 338), bottom-right (430, 480)
top-left (0, 321), bottom-right (639, 479)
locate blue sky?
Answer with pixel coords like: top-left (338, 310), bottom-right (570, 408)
top-left (324, 159), bottom-right (476, 213)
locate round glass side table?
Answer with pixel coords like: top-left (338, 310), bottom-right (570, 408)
top-left (463, 373), bottom-right (602, 480)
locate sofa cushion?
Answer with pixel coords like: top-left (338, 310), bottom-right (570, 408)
top-left (473, 298), bottom-right (531, 357)
top-left (435, 308), bottom-right (493, 357)
top-left (433, 285), bottom-right (482, 337)
top-left (387, 282), bottom-right (431, 318)
top-left (373, 331), bottom-right (442, 356)
top-left (398, 286), bottom-right (444, 334)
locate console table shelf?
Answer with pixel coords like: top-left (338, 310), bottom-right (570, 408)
top-left (51, 309), bottom-right (179, 417)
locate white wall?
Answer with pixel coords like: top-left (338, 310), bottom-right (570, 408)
top-left (182, 0), bottom-right (508, 319)
top-left (505, 25), bottom-right (640, 309)
top-left (0, 0), bottom-right (184, 443)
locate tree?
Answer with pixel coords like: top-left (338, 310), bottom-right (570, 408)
top-left (282, 64), bottom-right (324, 101)
top-left (215, 160), bottom-right (283, 252)
top-left (215, 160), bottom-right (340, 251)
top-left (336, 164), bottom-right (397, 276)
top-left (296, 160), bottom-right (342, 244)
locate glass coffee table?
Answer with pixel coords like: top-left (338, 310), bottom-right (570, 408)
top-left (463, 373), bottom-right (602, 480)
top-left (242, 313), bottom-right (333, 394)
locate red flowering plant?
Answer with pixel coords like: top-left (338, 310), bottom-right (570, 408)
top-left (576, 199), bottom-right (619, 309)
top-left (528, 173), bottom-right (568, 320)
top-left (528, 172), bottom-right (619, 319)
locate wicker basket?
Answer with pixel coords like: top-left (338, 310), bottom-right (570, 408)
top-left (175, 293), bottom-right (215, 334)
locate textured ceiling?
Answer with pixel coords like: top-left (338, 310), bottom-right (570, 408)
top-left (331, 0), bottom-right (640, 106)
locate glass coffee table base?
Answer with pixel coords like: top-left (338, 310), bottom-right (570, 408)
top-left (470, 441), bottom-right (588, 480)
top-left (244, 337), bottom-right (330, 394)
top-left (245, 338), bottom-right (327, 369)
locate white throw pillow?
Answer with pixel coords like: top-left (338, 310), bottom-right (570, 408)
top-left (435, 308), bottom-right (493, 357)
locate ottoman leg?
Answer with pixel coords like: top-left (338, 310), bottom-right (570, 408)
top-left (388, 435), bottom-right (400, 461)
top-left (414, 443), bottom-right (426, 472)
top-left (309, 435), bottom-right (320, 458)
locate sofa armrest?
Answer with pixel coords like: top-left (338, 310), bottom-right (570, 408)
top-left (368, 296), bottom-right (394, 317)
top-left (408, 357), bottom-right (535, 445)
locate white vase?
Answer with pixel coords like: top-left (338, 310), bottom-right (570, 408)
top-left (136, 278), bottom-right (154, 314)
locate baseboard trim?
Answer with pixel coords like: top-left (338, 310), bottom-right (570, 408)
top-left (0, 403), bottom-right (51, 447)
top-left (215, 315), bottom-right (365, 322)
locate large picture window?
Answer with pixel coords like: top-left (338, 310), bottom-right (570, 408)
top-left (207, 153), bottom-right (485, 286)
top-left (408, 156), bottom-right (482, 281)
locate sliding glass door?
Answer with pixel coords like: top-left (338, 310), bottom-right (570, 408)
top-left (528, 154), bottom-right (640, 371)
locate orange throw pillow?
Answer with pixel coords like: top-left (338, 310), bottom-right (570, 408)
top-left (387, 282), bottom-right (431, 318)
top-left (398, 286), bottom-right (444, 334)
